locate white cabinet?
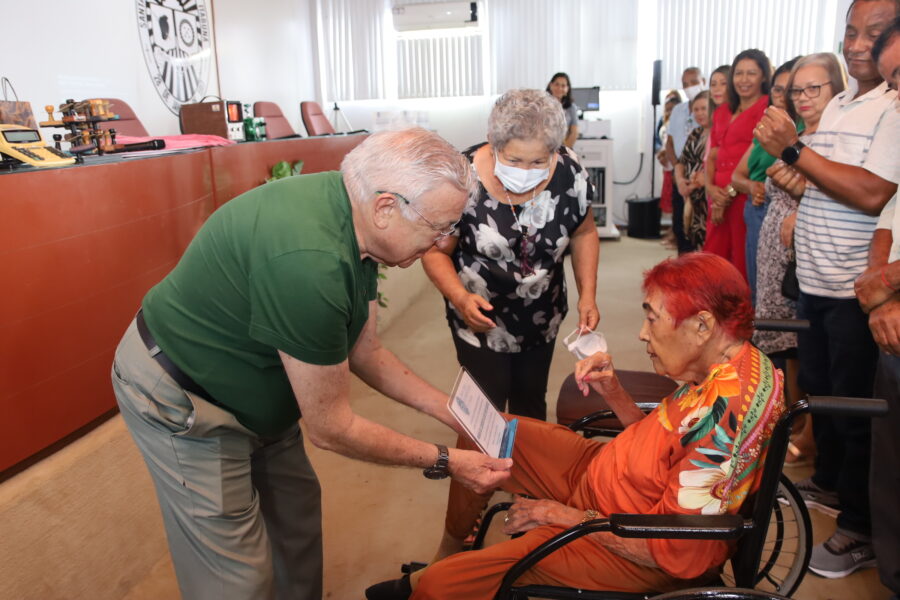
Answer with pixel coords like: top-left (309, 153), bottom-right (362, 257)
top-left (572, 138), bottom-right (619, 239)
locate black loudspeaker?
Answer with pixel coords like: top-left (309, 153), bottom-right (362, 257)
top-left (626, 197), bottom-right (662, 239)
top-left (651, 60), bottom-right (662, 106)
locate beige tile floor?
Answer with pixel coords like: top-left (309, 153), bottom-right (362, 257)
top-left (0, 235), bottom-right (891, 600)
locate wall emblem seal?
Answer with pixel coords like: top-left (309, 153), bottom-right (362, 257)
top-left (137, 0), bottom-right (213, 115)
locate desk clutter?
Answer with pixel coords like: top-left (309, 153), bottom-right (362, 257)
top-left (0, 74), bottom-right (348, 172)
top-left (39, 99), bottom-right (166, 160)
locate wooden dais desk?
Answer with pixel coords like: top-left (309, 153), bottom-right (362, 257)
top-left (0, 134), bottom-right (367, 475)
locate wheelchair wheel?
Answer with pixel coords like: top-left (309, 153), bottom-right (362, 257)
top-left (649, 587), bottom-right (790, 600)
top-left (720, 476), bottom-right (811, 597)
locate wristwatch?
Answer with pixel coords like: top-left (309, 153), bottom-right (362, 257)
top-left (781, 140), bottom-right (806, 166)
top-left (725, 184), bottom-right (738, 198)
top-left (423, 444), bottom-right (450, 480)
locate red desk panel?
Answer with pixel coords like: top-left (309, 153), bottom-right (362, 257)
top-left (209, 134), bottom-right (367, 207)
top-left (0, 135), bottom-right (366, 473)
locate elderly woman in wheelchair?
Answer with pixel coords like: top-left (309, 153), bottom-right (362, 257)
top-left (367, 252), bottom-right (786, 600)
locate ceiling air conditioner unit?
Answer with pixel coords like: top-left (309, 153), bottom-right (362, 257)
top-left (392, 1), bottom-right (477, 32)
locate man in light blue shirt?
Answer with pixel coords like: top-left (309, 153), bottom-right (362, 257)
top-left (663, 67), bottom-right (705, 253)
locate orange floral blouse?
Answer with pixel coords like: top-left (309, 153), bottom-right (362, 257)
top-left (583, 342), bottom-right (785, 579)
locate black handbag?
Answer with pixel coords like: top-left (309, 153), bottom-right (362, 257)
top-left (782, 249), bottom-right (800, 301)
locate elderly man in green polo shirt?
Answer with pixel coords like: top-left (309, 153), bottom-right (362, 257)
top-left (111, 127), bottom-right (513, 600)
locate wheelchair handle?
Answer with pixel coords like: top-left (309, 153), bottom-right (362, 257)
top-left (807, 396), bottom-right (888, 418)
top-left (753, 319), bottom-right (811, 332)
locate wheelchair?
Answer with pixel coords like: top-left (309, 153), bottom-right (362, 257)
top-left (466, 321), bottom-right (888, 600)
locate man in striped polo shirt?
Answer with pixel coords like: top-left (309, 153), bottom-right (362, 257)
top-left (755, 0), bottom-right (900, 580)
top-left (856, 17), bottom-right (900, 600)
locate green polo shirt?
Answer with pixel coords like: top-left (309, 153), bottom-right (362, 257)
top-left (142, 171), bottom-right (378, 436)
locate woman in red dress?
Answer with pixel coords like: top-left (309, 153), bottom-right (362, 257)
top-left (704, 49), bottom-right (772, 279)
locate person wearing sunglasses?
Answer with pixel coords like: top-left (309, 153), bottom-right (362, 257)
top-left (109, 128), bottom-right (515, 600)
top-left (755, 0), bottom-right (900, 581)
top-left (422, 88), bottom-right (600, 421)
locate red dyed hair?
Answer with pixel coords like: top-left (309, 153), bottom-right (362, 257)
top-left (642, 252), bottom-right (754, 340)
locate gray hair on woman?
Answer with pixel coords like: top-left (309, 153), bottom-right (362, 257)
top-left (341, 127), bottom-right (475, 219)
top-left (487, 89), bottom-right (568, 153)
top-left (784, 52), bottom-right (848, 122)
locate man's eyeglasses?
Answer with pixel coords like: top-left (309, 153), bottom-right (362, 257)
top-left (788, 81), bottom-right (832, 100)
top-left (375, 190), bottom-right (459, 241)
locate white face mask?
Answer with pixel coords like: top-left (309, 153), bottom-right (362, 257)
top-left (494, 153), bottom-right (550, 194)
top-left (563, 328), bottom-right (608, 360)
top-left (684, 83), bottom-right (706, 101)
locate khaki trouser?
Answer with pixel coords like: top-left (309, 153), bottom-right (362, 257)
top-left (112, 318), bottom-right (322, 600)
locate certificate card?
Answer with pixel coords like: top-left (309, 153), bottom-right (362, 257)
top-left (448, 368), bottom-right (517, 459)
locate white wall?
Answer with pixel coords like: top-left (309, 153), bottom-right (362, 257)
top-left (5, 0), bottom-right (318, 140)
top-left (212, 0), bottom-right (319, 137)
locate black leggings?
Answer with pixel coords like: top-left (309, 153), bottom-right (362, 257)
top-left (452, 334), bottom-right (556, 421)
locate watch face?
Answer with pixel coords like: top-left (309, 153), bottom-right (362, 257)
top-left (423, 467), bottom-right (449, 480)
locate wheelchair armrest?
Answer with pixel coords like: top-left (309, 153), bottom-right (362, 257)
top-left (568, 402), bottom-right (660, 432)
top-left (807, 396), bottom-right (888, 418)
top-left (609, 513), bottom-right (747, 540)
top-left (753, 318), bottom-right (810, 332)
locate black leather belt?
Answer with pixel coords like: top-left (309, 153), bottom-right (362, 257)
top-left (135, 309), bottom-right (216, 404)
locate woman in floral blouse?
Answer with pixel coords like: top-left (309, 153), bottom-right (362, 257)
top-left (367, 253), bottom-right (785, 600)
top-left (422, 89), bottom-right (600, 420)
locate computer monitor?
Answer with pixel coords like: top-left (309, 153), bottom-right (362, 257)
top-left (570, 86), bottom-right (600, 112)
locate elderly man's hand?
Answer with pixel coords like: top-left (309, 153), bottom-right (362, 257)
top-left (501, 496), bottom-right (585, 535)
top-left (869, 299), bottom-right (900, 355)
top-left (453, 292), bottom-right (496, 333)
top-left (767, 161), bottom-right (807, 199)
top-left (754, 106), bottom-right (798, 157)
top-left (856, 266), bottom-right (896, 314)
top-left (448, 448), bottom-right (512, 495)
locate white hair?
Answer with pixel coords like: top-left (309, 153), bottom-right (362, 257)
top-left (341, 127), bottom-right (475, 219)
top-left (487, 89), bottom-right (567, 153)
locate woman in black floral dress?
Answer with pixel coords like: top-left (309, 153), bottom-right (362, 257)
top-left (423, 89), bottom-right (600, 419)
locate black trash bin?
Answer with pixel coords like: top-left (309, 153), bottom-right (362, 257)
top-left (626, 197), bottom-right (661, 239)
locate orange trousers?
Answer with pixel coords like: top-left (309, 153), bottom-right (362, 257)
top-left (411, 417), bottom-right (681, 599)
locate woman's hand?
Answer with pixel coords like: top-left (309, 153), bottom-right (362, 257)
top-left (574, 351), bottom-right (621, 397)
top-left (780, 211), bottom-right (797, 248)
top-left (710, 202), bottom-right (727, 225)
top-left (707, 185), bottom-right (730, 208)
top-left (577, 298), bottom-right (600, 332)
top-left (690, 170), bottom-right (706, 189)
top-left (502, 496), bottom-right (584, 535)
top-left (452, 292), bottom-right (496, 333)
top-left (750, 181), bottom-right (767, 206)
